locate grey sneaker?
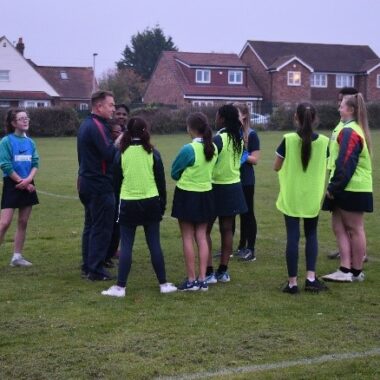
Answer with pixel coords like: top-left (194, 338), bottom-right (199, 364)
top-left (238, 249), bottom-right (256, 262)
top-left (10, 256), bottom-right (33, 267)
top-left (352, 272), bottom-right (365, 282)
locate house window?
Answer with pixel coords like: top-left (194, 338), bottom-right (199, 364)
top-left (336, 74), bottom-right (354, 88)
top-left (79, 103), bottom-right (89, 110)
top-left (228, 70), bottom-right (243, 84)
top-left (192, 100), bottom-right (214, 107)
top-left (311, 73), bottom-right (327, 88)
top-left (60, 71), bottom-right (68, 80)
top-left (287, 71), bottom-right (301, 86)
top-left (22, 100), bottom-right (50, 108)
top-left (377, 75), bottom-right (380, 88)
top-left (0, 101), bottom-right (10, 108)
top-left (196, 70), bottom-right (211, 83)
top-left (0, 70), bottom-right (10, 81)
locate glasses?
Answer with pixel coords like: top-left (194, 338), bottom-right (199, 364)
top-left (16, 117), bottom-right (30, 122)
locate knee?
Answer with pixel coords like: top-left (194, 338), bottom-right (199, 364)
top-left (0, 220), bottom-right (11, 233)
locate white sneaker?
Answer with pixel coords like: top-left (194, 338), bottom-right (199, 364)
top-left (10, 256), bottom-right (33, 267)
top-left (352, 272), bottom-right (365, 282)
top-left (101, 285), bottom-right (125, 297)
top-left (160, 282), bottom-right (177, 294)
top-left (322, 269), bottom-right (353, 282)
top-left (205, 273), bottom-right (217, 284)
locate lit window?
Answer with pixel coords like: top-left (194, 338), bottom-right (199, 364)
top-left (287, 71), bottom-right (301, 86)
top-left (311, 73), bottom-right (327, 88)
top-left (228, 70), bottom-right (243, 84)
top-left (196, 70), bottom-right (211, 83)
top-left (0, 70), bottom-right (10, 81)
top-left (336, 74), bottom-right (354, 88)
top-left (60, 71), bottom-right (68, 80)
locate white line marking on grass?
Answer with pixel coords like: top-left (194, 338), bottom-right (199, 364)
top-left (38, 190), bottom-right (79, 200)
top-left (156, 348), bottom-right (380, 380)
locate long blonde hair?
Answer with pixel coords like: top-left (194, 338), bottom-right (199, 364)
top-left (233, 102), bottom-right (251, 146)
top-left (343, 93), bottom-right (372, 154)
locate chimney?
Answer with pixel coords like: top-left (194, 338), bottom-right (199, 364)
top-left (16, 37), bottom-right (25, 56)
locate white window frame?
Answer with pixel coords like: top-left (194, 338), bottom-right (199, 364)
top-left (0, 101), bottom-right (10, 108)
top-left (21, 100), bottom-right (51, 108)
top-left (195, 69), bottom-right (211, 84)
top-left (192, 100), bottom-right (214, 107)
top-left (287, 71), bottom-right (301, 86)
top-left (60, 71), bottom-right (68, 80)
top-left (79, 103), bottom-right (89, 110)
top-left (310, 73), bottom-right (327, 88)
top-left (377, 74), bottom-right (380, 88)
top-left (228, 70), bottom-right (243, 84)
top-left (336, 74), bottom-right (354, 88)
top-left (0, 70), bottom-right (10, 81)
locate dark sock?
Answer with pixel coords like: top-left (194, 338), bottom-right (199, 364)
top-left (339, 266), bottom-right (351, 273)
top-left (217, 264), bottom-right (228, 273)
top-left (351, 268), bottom-right (362, 277)
top-left (206, 266), bottom-right (214, 276)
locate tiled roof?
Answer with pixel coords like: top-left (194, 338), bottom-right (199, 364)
top-left (0, 91), bottom-right (53, 100)
top-left (360, 58), bottom-right (380, 73)
top-left (247, 40), bottom-right (379, 73)
top-left (35, 66), bottom-right (94, 99)
top-left (171, 51), bottom-right (249, 67)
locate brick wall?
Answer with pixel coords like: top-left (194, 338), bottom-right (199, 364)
top-left (367, 68), bottom-right (380, 101)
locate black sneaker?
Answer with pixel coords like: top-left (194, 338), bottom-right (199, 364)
top-left (87, 272), bottom-right (114, 281)
top-left (327, 251), bottom-right (340, 259)
top-left (238, 249), bottom-right (256, 262)
top-left (282, 282), bottom-right (299, 294)
top-left (304, 278), bottom-right (329, 293)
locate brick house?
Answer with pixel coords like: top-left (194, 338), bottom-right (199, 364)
top-left (143, 51), bottom-right (263, 110)
top-left (239, 40), bottom-right (380, 104)
top-left (0, 36), bottom-right (94, 110)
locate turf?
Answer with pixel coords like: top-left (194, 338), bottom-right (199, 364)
top-left (0, 132), bottom-right (379, 379)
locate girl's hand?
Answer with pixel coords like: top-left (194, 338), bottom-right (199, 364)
top-left (26, 184), bottom-right (36, 193)
top-left (15, 178), bottom-right (29, 190)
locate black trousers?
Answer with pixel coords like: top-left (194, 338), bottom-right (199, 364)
top-left (238, 185), bottom-right (257, 251)
top-left (79, 191), bottom-right (115, 275)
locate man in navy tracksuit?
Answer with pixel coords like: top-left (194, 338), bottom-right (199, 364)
top-left (77, 90), bottom-right (117, 280)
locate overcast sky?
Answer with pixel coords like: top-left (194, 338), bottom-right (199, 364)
top-left (2, 0), bottom-right (380, 77)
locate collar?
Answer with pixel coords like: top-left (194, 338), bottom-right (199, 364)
top-left (343, 119), bottom-right (355, 126)
top-left (192, 137), bottom-right (203, 142)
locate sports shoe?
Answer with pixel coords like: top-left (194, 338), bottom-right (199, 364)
top-left (235, 248), bottom-right (247, 258)
top-left (10, 256), bottom-right (32, 267)
top-left (304, 278), bottom-right (329, 293)
top-left (101, 285), bottom-right (125, 297)
top-left (213, 251), bottom-right (234, 258)
top-left (352, 272), bottom-right (365, 282)
top-left (327, 251), bottom-right (340, 260)
top-left (87, 271), bottom-right (114, 281)
top-left (198, 280), bottom-right (209, 292)
top-left (282, 282), bottom-right (299, 294)
top-left (159, 283), bottom-right (177, 293)
top-left (205, 273), bottom-right (217, 284)
top-left (322, 269), bottom-right (353, 282)
top-left (238, 249), bottom-right (256, 262)
top-left (216, 271), bottom-right (230, 283)
top-left (177, 279), bottom-right (200, 291)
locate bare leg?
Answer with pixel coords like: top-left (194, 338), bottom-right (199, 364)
top-left (219, 216), bottom-right (234, 266)
top-left (194, 223), bottom-right (209, 280)
top-left (179, 221), bottom-right (196, 281)
top-left (0, 208), bottom-right (15, 246)
top-left (206, 219), bottom-right (215, 267)
top-left (332, 209), bottom-right (351, 269)
top-left (14, 207), bottom-right (33, 254)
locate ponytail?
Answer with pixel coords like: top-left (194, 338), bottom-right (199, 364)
top-left (119, 117), bottom-right (153, 154)
top-left (186, 112), bottom-right (215, 161)
top-left (296, 103), bottom-right (316, 171)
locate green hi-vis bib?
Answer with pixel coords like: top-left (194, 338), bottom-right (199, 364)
top-left (177, 142), bottom-right (217, 192)
top-left (276, 133), bottom-right (329, 218)
top-left (120, 146), bottom-right (158, 200)
top-left (212, 133), bottom-right (242, 185)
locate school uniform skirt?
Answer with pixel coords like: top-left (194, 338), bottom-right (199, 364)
top-left (213, 182), bottom-right (248, 217)
top-left (118, 196), bottom-right (163, 226)
top-left (322, 190), bottom-right (373, 213)
top-left (1, 177), bottom-right (39, 209)
top-left (171, 187), bottom-right (215, 223)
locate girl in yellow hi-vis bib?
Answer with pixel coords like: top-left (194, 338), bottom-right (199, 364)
top-left (274, 103), bottom-right (329, 294)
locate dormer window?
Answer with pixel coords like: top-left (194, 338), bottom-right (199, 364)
top-left (60, 71), bottom-right (68, 80)
top-left (0, 70), bottom-right (10, 81)
top-left (196, 69), bottom-right (210, 84)
top-left (228, 70), bottom-right (243, 84)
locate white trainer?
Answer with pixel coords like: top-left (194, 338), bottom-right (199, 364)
top-left (322, 269), bottom-right (353, 282)
top-left (205, 273), bottom-right (217, 284)
top-left (352, 272), bottom-right (365, 282)
top-left (10, 257), bottom-right (33, 267)
top-left (160, 283), bottom-right (177, 294)
top-left (101, 285), bottom-right (125, 297)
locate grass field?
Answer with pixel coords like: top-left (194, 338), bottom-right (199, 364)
top-left (0, 131), bottom-right (379, 380)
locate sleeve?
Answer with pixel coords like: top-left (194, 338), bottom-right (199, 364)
top-left (0, 136), bottom-right (14, 176)
top-left (171, 144), bottom-right (195, 181)
top-left (153, 149), bottom-right (167, 214)
top-left (113, 151), bottom-right (123, 195)
top-left (31, 139), bottom-right (39, 169)
top-left (276, 138), bottom-right (286, 158)
top-left (248, 130), bottom-right (260, 153)
top-left (327, 128), bottom-right (362, 196)
top-left (213, 135), bottom-right (223, 154)
top-left (90, 120), bottom-right (117, 163)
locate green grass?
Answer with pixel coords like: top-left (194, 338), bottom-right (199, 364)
top-left (0, 132), bottom-right (379, 380)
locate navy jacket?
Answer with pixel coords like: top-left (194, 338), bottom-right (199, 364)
top-left (77, 114), bottom-right (117, 194)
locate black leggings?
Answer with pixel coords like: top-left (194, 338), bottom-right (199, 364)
top-left (117, 223), bottom-right (167, 287)
top-left (284, 215), bottom-right (319, 277)
top-left (238, 185), bottom-right (257, 251)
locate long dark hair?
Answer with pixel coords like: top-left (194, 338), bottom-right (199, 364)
top-left (5, 108), bottom-right (25, 134)
top-left (217, 104), bottom-right (243, 157)
top-left (186, 112), bottom-right (215, 161)
top-left (119, 117), bottom-right (153, 154)
top-left (296, 102), bottom-right (316, 171)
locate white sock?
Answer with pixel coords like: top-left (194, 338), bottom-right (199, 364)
top-left (13, 253), bottom-right (22, 260)
top-left (307, 276), bottom-right (316, 282)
